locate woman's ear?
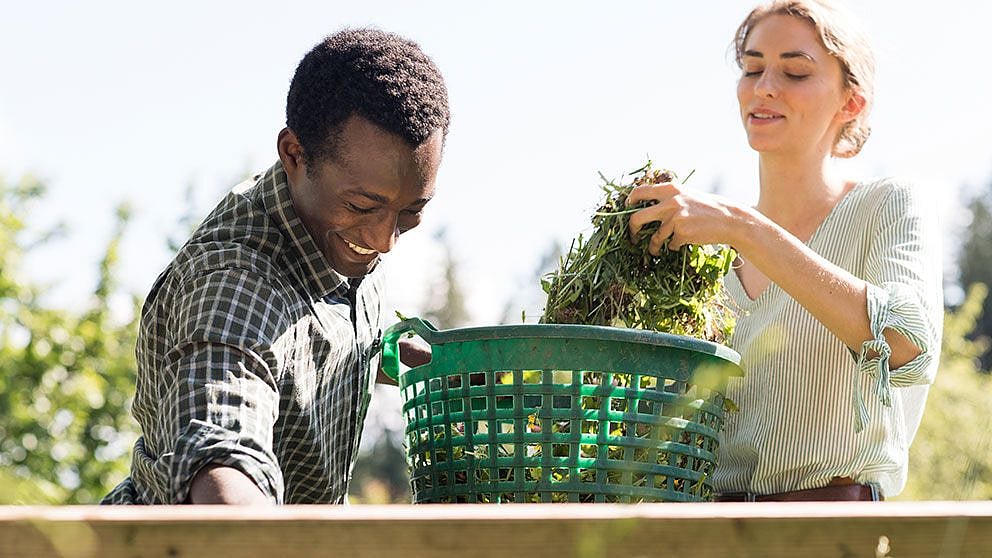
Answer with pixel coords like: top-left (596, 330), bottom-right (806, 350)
top-left (839, 89), bottom-right (867, 123)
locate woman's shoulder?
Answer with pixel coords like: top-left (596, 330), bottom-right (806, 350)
top-left (856, 175), bottom-right (918, 197)
top-left (850, 175), bottom-right (937, 216)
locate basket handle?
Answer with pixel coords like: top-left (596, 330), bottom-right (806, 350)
top-left (381, 317), bottom-right (441, 381)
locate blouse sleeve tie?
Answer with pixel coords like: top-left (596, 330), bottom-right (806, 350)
top-left (853, 282), bottom-right (937, 433)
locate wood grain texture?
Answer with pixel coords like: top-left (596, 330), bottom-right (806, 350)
top-left (1, 502), bottom-right (990, 558)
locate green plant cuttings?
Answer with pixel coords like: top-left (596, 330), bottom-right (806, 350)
top-left (541, 161), bottom-right (737, 343)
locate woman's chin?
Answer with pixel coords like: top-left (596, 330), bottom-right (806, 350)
top-left (748, 138), bottom-right (785, 156)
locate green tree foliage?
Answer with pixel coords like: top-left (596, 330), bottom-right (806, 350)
top-left (957, 179), bottom-right (992, 368)
top-left (420, 227), bottom-right (470, 330)
top-left (0, 176), bottom-right (140, 504)
top-left (898, 283), bottom-right (992, 500)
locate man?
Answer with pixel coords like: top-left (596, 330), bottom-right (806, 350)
top-left (102, 28), bottom-right (448, 504)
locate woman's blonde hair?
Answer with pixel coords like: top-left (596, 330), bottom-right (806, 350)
top-left (734, 0), bottom-right (876, 158)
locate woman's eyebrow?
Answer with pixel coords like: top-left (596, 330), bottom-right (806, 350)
top-left (781, 50), bottom-right (816, 62)
top-left (743, 49), bottom-right (815, 62)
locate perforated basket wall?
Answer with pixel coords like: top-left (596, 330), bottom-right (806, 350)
top-left (382, 320), bottom-right (741, 504)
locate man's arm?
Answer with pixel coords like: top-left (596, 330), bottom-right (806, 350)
top-left (163, 268), bottom-right (289, 504)
top-left (189, 464), bottom-right (272, 505)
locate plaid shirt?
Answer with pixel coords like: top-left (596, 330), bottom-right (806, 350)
top-left (102, 162), bottom-right (385, 504)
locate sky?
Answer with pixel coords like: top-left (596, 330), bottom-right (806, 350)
top-left (3, 0), bottom-right (991, 325)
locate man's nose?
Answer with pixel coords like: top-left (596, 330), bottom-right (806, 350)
top-left (366, 213), bottom-right (400, 254)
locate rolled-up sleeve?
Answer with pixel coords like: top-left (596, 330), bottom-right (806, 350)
top-left (853, 182), bottom-right (943, 431)
top-left (162, 268), bottom-right (291, 504)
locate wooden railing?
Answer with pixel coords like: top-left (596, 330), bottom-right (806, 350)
top-left (2, 502), bottom-right (990, 557)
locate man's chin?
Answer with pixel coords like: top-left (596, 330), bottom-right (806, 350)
top-left (328, 252), bottom-right (379, 279)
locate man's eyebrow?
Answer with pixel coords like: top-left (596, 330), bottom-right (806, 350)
top-left (354, 190), bottom-right (433, 206)
top-left (354, 190), bottom-right (389, 204)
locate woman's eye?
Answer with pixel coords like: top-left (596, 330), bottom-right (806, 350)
top-left (743, 69), bottom-right (763, 77)
top-left (785, 73), bottom-right (810, 80)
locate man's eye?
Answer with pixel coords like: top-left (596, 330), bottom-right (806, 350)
top-left (398, 210), bottom-right (423, 231)
top-left (346, 203), bottom-right (376, 215)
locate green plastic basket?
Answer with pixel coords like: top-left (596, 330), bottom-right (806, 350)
top-left (381, 318), bottom-right (742, 504)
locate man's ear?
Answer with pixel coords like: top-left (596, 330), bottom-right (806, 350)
top-left (839, 89), bottom-right (867, 123)
top-left (277, 128), bottom-right (306, 181)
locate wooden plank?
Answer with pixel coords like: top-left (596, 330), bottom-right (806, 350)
top-left (1, 502), bottom-right (990, 558)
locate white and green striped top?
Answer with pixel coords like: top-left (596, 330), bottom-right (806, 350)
top-left (712, 176), bottom-right (943, 498)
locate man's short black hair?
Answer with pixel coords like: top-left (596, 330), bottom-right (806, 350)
top-left (286, 28), bottom-right (450, 166)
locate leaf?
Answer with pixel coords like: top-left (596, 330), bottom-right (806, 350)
top-left (723, 398), bottom-right (739, 413)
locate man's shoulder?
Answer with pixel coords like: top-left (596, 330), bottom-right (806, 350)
top-left (142, 257), bottom-right (298, 352)
top-left (176, 182), bottom-right (288, 281)
top-left (144, 180), bottom-right (301, 327)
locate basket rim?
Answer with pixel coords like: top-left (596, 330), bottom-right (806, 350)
top-left (409, 322), bottom-right (741, 365)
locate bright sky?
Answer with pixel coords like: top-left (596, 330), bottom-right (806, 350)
top-left (3, 1), bottom-right (991, 324)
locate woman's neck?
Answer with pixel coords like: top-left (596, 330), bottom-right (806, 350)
top-left (755, 151), bottom-right (853, 234)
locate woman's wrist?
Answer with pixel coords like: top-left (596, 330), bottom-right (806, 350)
top-left (726, 204), bottom-right (767, 256)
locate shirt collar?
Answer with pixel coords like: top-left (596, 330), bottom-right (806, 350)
top-left (254, 160), bottom-right (348, 299)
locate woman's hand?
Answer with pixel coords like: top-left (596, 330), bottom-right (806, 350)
top-left (625, 181), bottom-right (751, 255)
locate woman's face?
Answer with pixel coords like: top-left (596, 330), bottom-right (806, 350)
top-left (736, 14), bottom-right (853, 158)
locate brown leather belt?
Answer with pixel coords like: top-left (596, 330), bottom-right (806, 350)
top-left (715, 480), bottom-right (882, 502)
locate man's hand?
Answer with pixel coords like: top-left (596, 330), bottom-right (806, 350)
top-left (376, 338), bottom-right (431, 386)
top-left (188, 464), bottom-right (272, 505)
top-left (398, 337), bottom-right (431, 368)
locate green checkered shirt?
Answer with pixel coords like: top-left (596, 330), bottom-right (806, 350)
top-left (103, 161), bottom-right (385, 504)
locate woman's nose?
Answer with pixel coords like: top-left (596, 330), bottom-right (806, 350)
top-left (753, 71), bottom-right (778, 98)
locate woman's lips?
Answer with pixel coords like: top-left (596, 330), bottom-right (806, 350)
top-left (749, 109), bottom-right (784, 125)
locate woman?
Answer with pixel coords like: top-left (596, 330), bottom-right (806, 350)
top-left (627, 0), bottom-right (942, 501)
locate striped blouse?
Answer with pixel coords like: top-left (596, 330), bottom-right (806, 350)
top-left (711, 176), bottom-right (943, 498)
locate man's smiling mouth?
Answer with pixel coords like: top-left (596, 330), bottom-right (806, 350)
top-left (345, 238), bottom-right (376, 256)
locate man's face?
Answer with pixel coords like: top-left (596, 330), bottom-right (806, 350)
top-left (284, 116), bottom-right (443, 278)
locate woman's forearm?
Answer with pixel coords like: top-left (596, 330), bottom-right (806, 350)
top-left (733, 209), bottom-right (923, 368)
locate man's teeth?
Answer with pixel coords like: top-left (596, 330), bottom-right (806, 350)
top-left (346, 240), bottom-right (376, 255)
